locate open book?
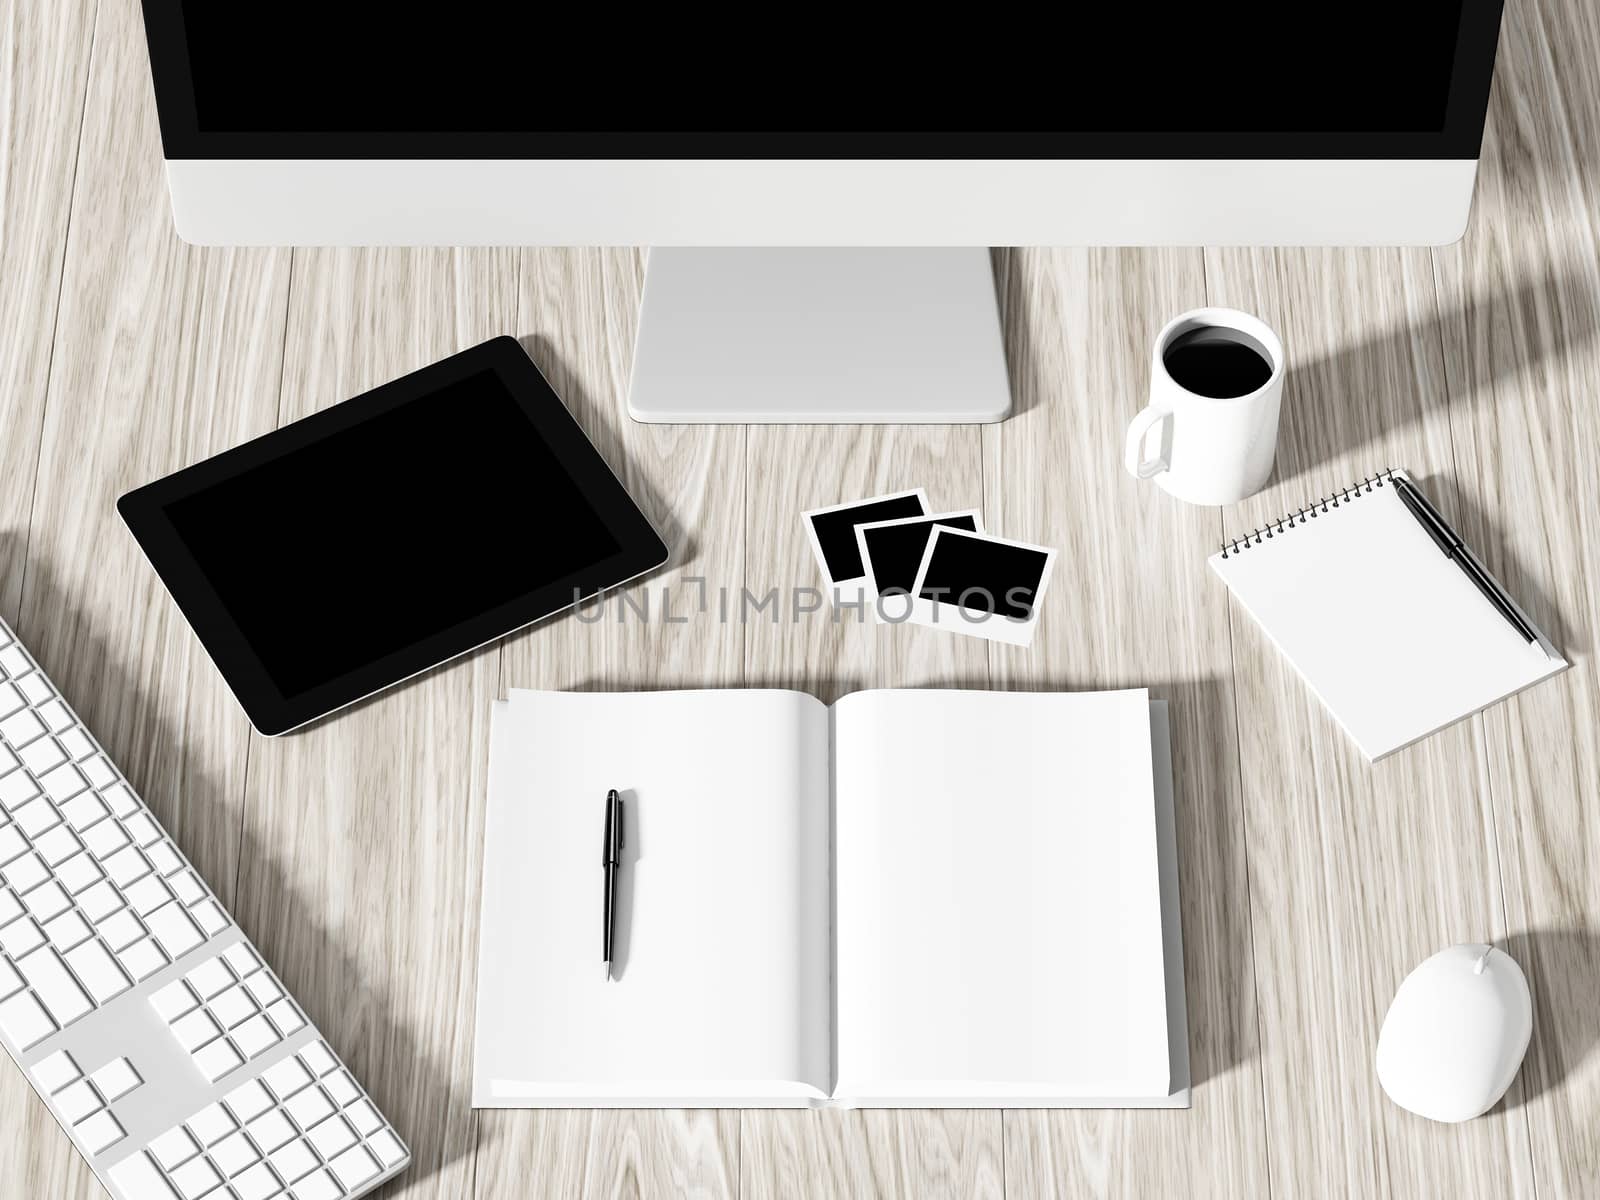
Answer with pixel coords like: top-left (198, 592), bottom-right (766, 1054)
top-left (472, 688), bottom-right (1188, 1108)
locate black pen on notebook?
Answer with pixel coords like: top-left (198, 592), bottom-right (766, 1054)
top-left (602, 788), bottom-right (623, 980)
top-left (1390, 474), bottom-right (1545, 652)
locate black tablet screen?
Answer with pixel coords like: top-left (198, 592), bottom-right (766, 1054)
top-left (162, 368), bottom-right (618, 698)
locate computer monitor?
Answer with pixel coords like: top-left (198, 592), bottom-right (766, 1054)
top-left (139, 3), bottom-right (1504, 422)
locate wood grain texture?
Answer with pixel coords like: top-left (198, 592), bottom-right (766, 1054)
top-left (2, 0), bottom-right (1599, 1196)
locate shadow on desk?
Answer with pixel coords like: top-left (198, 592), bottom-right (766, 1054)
top-left (6, 539), bottom-right (479, 1192)
top-left (1271, 262), bottom-right (1599, 499)
top-left (1503, 926), bottom-right (1600, 1112)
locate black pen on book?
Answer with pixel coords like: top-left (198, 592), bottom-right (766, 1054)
top-left (602, 788), bottom-right (623, 981)
top-left (1390, 474), bottom-right (1546, 654)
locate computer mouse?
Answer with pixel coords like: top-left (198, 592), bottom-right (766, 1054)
top-left (1375, 943), bottom-right (1532, 1123)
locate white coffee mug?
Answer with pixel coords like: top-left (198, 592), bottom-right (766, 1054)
top-left (1124, 307), bottom-right (1284, 506)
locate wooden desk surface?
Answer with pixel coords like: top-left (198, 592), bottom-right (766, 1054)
top-left (3, 0), bottom-right (1597, 1196)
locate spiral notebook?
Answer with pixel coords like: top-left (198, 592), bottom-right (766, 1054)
top-left (1210, 469), bottom-right (1567, 761)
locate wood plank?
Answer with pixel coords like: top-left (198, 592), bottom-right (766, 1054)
top-left (1, 0), bottom-right (288, 1195)
top-left (0, 0), bottom-right (97, 618)
top-left (741, 415), bottom-right (990, 1197)
top-left (988, 247), bottom-right (1272, 1199)
top-left (1203, 244), bottom-right (1535, 1198)
top-left (476, 248), bottom-right (745, 1198)
top-left (1432, 0), bottom-right (1600, 1195)
top-left (236, 247), bottom-right (519, 1198)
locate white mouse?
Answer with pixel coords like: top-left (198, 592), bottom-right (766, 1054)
top-left (1375, 943), bottom-right (1532, 1123)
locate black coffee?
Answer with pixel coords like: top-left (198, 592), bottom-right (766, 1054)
top-left (1162, 327), bottom-right (1274, 399)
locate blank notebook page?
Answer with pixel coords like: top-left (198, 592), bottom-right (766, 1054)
top-left (1210, 475), bottom-right (1565, 760)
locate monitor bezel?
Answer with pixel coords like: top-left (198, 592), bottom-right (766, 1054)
top-left (140, 2), bottom-right (1504, 161)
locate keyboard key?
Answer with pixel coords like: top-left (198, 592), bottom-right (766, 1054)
top-left (323, 1070), bottom-right (360, 1108)
top-left (0, 916), bottom-right (45, 957)
top-left (244, 972), bottom-right (282, 1006)
top-left (60, 791), bottom-right (108, 831)
top-left (232, 1013), bottom-right (279, 1059)
top-left (299, 1042), bottom-right (337, 1078)
top-left (118, 936), bottom-right (168, 980)
top-left (172, 1007), bottom-right (221, 1050)
top-left (0, 823), bottom-right (25, 863)
top-left (74, 1107), bottom-right (125, 1153)
top-left (36, 699), bottom-right (72, 732)
top-left (13, 796), bottom-right (61, 837)
top-left (171, 871), bottom-right (206, 906)
top-left (211, 984), bottom-right (256, 1029)
top-left (343, 1100), bottom-right (381, 1138)
top-left (14, 672), bottom-right (50, 706)
top-left (105, 845), bottom-right (152, 887)
top-left (285, 1084), bottom-right (334, 1130)
top-left (369, 1128), bottom-right (405, 1168)
top-left (126, 874), bottom-right (172, 916)
top-left (100, 908), bottom-right (146, 952)
top-left (146, 841), bottom-right (184, 877)
top-left (19, 736), bottom-right (65, 775)
top-left (0, 682), bottom-right (20, 718)
top-left (269, 1138), bottom-right (318, 1183)
top-left (187, 1101), bottom-right (237, 1146)
top-left (80, 754), bottom-right (114, 788)
top-left (83, 819), bottom-right (128, 859)
top-left (186, 957), bottom-right (234, 999)
top-left (0, 645), bottom-right (28, 675)
top-left (39, 762), bottom-right (85, 803)
top-left (3, 851), bottom-right (48, 892)
top-left (263, 1057), bottom-right (313, 1100)
top-left (267, 998), bottom-right (306, 1037)
top-left (123, 813), bottom-right (161, 847)
top-left (33, 824), bottom-right (82, 867)
top-left (30, 1049), bottom-right (81, 1092)
top-left (89, 1056), bottom-right (142, 1101)
top-left (0, 989), bottom-right (56, 1049)
top-left (330, 1144), bottom-right (380, 1190)
top-left (23, 879), bottom-right (71, 921)
top-left (0, 888), bottom-right (20, 926)
top-left (77, 878), bottom-right (121, 922)
top-left (149, 1124), bottom-right (201, 1169)
top-left (306, 1113), bottom-right (355, 1158)
top-left (146, 902), bottom-right (204, 966)
top-left (223, 943), bottom-right (261, 977)
top-left (0, 957), bottom-right (22, 999)
top-left (66, 938), bottom-right (131, 1003)
top-left (0, 709), bottom-right (45, 746)
top-left (211, 1127), bottom-right (261, 1176)
top-left (223, 1079), bottom-right (274, 1124)
top-left (101, 782), bottom-right (138, 817)
top-left (291, 1167), bottom-right (342, 1200)
top-left (248, 1108), bottom-right (297, 1153)
top-left (0, 770), bottom-right (37, 810)
top-left (234, 1162), bottom-right (284, 1200)
top-left (17, 944), bottom-right (93, 1025)
top-left (108, 1151), bottom-right (179, 1200)
top-left (58, 727), bottom-right (94, 761)
top-left (54, 1078), bottom-right (102, 1122)
top-left (170, 1153), bottom-right (222, 1199)
top-left (194, 1036), bottom-right (244, 1081)
top-left (151, 979), bottom-right (199, 1022)
top-left (192, 899), bottom-right (229, 936)
top-left (43, 908), bottom-right (91, 951)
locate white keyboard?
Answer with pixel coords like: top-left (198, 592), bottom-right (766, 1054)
top-left (0, 618), bottom-right (409, 1199)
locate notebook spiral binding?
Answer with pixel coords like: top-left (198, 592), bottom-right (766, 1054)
top-left (1219, 467), bottom-right (1396, 558)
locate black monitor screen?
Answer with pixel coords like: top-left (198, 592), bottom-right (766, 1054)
top-left (147, 2), bottom-right (1499, 158)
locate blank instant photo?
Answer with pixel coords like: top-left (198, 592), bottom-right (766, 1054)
top-left (854, 511), bottom-right (984, 622)
top-left (802, 489), bottom-right (928, 603)
top-left (906, 526), bottom-right (1057, 646)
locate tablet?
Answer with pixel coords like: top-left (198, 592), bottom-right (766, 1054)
top-left (119, 337), bottom-right (667, 734)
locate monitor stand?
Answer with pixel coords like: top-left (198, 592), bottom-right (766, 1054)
top-left (627, 248), bottom-right (1012, 423)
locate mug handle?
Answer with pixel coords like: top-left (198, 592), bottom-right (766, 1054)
top-left (1124, 406), bottom-right (1173, 480)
